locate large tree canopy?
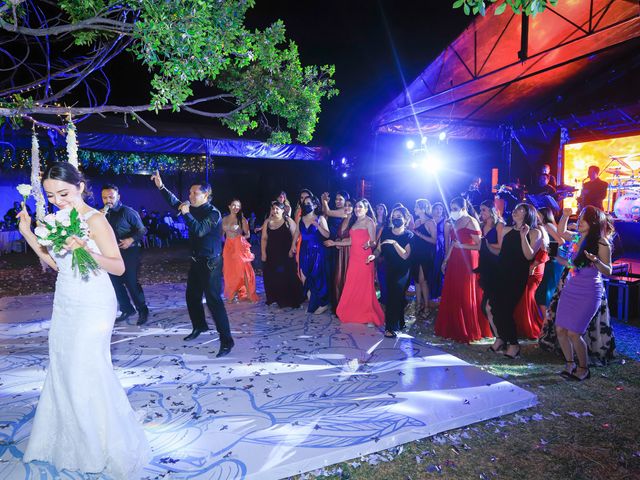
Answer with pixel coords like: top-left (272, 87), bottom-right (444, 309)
top-left (0, 0), bottom-right (338, 143)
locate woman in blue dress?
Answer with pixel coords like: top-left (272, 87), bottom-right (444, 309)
top-left (293, 195), bottom-right (330, 314)
top-left (428, 202), bottom-right (447, 303)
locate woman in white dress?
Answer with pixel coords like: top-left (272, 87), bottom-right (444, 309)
top-left (17, 162), bottom-right (151, 479)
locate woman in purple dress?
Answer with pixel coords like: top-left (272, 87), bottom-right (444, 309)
top-left (555, 206), bottom-right (612, 381)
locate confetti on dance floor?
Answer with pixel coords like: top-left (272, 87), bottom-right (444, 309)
top-left (0, 283), bottom-right (536, 479)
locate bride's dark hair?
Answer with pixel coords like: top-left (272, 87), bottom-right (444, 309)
top-left (43, 162), bottom-right (92, 200)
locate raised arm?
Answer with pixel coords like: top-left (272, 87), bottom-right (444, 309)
top-left (558, 208), bottom-right (577, 241)
top-left (321, 192), bottom-right (346, 218)
top-left (17, 208), bottom-right (57, 270)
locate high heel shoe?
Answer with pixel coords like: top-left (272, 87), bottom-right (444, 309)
top-left (560, 356), bottom-right (577, 377)
top-left (503, 345), bottom-right (521, 359)
top-left (568, 365), bottom-right (591, 381)
top-left (488, 343), bottom-right (505, 353)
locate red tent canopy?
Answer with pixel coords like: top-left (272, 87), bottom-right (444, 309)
top-left (373, 0), bottom-right (640, 140)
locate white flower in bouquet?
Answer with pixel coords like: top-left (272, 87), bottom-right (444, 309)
top-left (34, 208), bottom-right (99, 277)
top-left (16, 184), bottom-right (32, 205)
top-left (34, 226), bottom-right (49, 238)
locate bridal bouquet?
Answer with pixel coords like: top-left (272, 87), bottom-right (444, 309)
top-left (34, 208), bottom-right (100, 278)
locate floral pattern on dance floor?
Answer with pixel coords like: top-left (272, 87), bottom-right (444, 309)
top-left (0, 283), bottom-right (536, 479)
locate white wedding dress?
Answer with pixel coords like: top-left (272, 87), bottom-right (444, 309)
top-left (23, 209), bottom-right (151, 478)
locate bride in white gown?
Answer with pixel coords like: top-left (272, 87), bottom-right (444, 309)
top-left (17, 162), bottom-right (151, 479)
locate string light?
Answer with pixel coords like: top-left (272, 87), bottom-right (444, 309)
top-left (1, 148), bottom-right (208, 174)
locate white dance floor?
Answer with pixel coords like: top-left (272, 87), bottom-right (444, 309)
top-left (0, 283), bottom-right (536, 479)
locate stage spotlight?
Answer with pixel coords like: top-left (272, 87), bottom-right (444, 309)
top-left (406, 139), bottom-right (415, 150)
top-left (341, 157), bottom-right (347, 164)
top-left (424, 153), bottom-right (443, 171)
top-left (438, 131), bottom-right (447, 141)
top-left (421, 136), bottom-right (428, 146)
top-left (342, 172), bottom-right (348, 178)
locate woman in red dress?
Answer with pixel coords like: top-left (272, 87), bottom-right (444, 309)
top-left (514, 226), bottom-right (549, 339)
top-left (222, 199), bottom-right (259, 303)
top-left (435, 197), bottom-right (490, 342)
top-left (328, 199), bottom-right (384, 327)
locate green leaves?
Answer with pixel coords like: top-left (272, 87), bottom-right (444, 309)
top-left (453, 0), bottom-right (557, 17)
top-left (8, 0), bottom-right (337, 144)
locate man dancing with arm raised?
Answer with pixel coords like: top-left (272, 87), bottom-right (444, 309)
top-left (151, 171), bottom-right (234, 357)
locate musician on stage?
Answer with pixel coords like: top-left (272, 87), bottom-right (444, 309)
top-left (530, 173), bottom-right (557, 198)
top-left (579, 165), bottom-right (609, 210)
top-left (541, 163), bottom-right (557, 189)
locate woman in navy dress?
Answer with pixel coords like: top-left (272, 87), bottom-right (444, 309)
top-left (429, 202), bottom-right (447, 302)
top-left (293, 195), bottom-right (330, 314)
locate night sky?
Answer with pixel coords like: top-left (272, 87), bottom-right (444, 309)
top-left (247, 0), bottom-right (471, 151)
top-left (103, 1), bottom-right (472, 153)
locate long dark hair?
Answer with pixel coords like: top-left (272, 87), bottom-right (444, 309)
top-left (43, 162), bottom-right (92, 200)
top-left (347, 198), bottom-right (376, 231)
top-left (537, 207), bottom-right (556, 225)
top-left (375, 203), bottom-right (388, 225)
top-left (301, 195), bottom-right (322, 217)
top-left (229, 198), bottom-right (245, 229)
top-left (574, 206), bottom-right (609, 268)
top-left (270, 200), bottom-right (292, 229)
top-left (514, 202), bottom-right (538, 228)
top-left (480, 199), bottom-right (503, 228)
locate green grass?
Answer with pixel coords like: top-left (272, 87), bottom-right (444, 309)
top-left (298, 308), bottom-right (640, 480)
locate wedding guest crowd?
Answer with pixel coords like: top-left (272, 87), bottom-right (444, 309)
top-left (15, 168), bottom-right (618, 383)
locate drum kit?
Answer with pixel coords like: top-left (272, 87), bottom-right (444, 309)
top-left (603, 154), bottom-right (640, 222)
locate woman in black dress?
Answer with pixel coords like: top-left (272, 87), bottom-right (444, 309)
top-left (260, 201), bottom-right (304, 308)
top-left (477, 200), bottom-right (504, 339)
top-left (489, 203), bottom-right (543, 358)
top-left (412, 199), bottom-right (437, 316)
top-left (368, 206), bottom-right (413, 338)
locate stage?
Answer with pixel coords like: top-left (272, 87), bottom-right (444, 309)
top-left (0, 283), bottom-right (536, 480)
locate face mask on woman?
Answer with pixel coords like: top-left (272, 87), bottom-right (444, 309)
top-left (391, 218), bottom-right (404, 228)
top-left (450, 210), bottom-right (466, 221)
top-left (302, 204), bottom-right (314, 215)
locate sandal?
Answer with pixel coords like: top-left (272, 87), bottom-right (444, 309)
top-left (384, 330), bottom-right (397, 338)
top-left (568, 364), bottom-right (591, 381)
top-left (503, 345), bottom-right (521, 359)
top-left (560, 356), bottom-right (577, 377)
top-left (488, 342), bottom-right (505, 353)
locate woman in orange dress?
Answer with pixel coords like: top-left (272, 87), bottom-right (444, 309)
top-left (328, 199), bottom-right (384, 327)
top-left (435, 197), bottom-right (490, 343)
top-left (222, 199), bottom-right (258, 302)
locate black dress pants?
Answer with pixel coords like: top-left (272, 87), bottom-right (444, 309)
top-left (109, 246), bottom-right (148, 314)
top-left (186, 256), bottom-right (233, 345)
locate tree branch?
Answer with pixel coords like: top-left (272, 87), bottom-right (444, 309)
top-left (0, 16), bottom-right (134, 37)
top-left (0, 94), bottom-right (239, 118)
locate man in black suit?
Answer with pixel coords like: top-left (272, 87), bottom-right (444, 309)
top-left (151, 171), bottom-right (234, 357)
top-left (102, 184), bottom-right (150, 325)
top-left (580, 165), bottom-right (609, 211)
